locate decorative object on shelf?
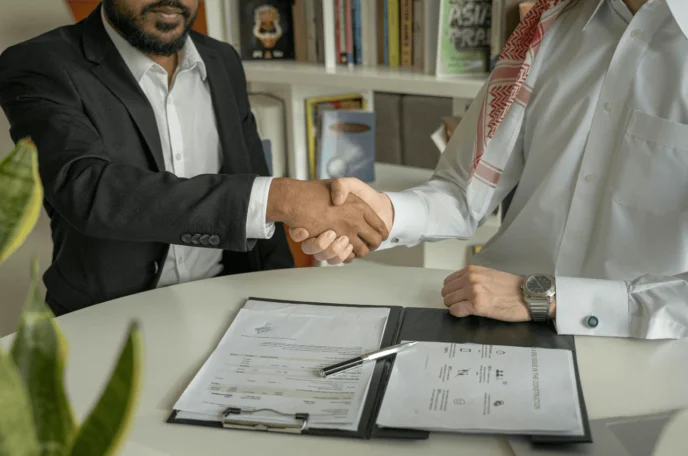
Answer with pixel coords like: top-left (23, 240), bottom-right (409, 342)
top-left (0, 139), bottom-right (143, 456)
top-left (238, 0), bottom-right (295, 60)
top-left (64, 0), bottom-right (208, 35)
top-left (436, 0), bottom-right (492, 76)
top-left (317, 110), bottom-right (376, 182)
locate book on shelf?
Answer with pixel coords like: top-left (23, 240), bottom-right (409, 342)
top-left (304, 94), bottom-right (366, 180)
top-left (236, 0), bottom-right (534, 76)
top-left (238, 0), bottom-right (295, 60)
top-left (316, 110), bottom-right (376, 182)
top-left (436, 0), bottom-right (492, 76)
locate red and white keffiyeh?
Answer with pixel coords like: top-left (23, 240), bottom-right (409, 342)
top-left (467, 0), bottom-right (580, 218)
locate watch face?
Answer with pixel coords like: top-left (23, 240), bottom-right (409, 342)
top-left (526, 275), bottom-right (552, 295)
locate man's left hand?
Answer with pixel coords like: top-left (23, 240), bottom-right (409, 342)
top-left (441, 265), bottom-right (531, 322)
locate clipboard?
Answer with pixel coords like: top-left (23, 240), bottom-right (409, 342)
top-left (167, 297), bottom-right (591, 443)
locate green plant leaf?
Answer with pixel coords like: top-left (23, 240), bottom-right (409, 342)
top-left (68, 321), bottom-right (142, 456)
top-left (0, 346), bottom-right (40, 456)
top-left (10, 259), bottom-right (76, 456)
top-left (0, 138), bottom-right (43, 264)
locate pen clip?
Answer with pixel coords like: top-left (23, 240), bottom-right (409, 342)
top-left (222, 407), bottom-right (309, 434)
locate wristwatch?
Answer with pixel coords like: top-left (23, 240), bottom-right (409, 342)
top-left (521, 274), bottom-right (556, 322)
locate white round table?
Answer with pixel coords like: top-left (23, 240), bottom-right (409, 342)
top-left (3, 266), bottom-right (688, 455)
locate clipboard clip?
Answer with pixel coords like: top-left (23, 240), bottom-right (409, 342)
top-left (222, 407), bottom-right (310, 434)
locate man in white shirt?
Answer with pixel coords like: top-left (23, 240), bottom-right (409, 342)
top-left (293, 0), bottom-right (688, 340)
top-left (0, 0), bottom-right (387, 315)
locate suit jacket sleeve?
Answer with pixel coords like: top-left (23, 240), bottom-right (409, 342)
top-left (223, 43), bottom-right (293, 270)
top-left (0, 43), bottom-right (257, 253)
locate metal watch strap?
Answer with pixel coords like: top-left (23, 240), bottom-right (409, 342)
top-left (527, 297), bottom-right (550, 322)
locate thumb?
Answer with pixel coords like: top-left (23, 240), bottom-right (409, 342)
top-left (331, 178), bottom-right (353, 205)
top-left (289, 227), bottom-right (309, 242)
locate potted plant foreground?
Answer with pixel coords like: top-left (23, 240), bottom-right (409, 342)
top-left (0, 138), bottom-right (142, 456)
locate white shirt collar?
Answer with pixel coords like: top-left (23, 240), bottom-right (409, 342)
top-left (584, 0), bottom-right (687, 38)
top-left (100, 7), bottom-right (207, 82)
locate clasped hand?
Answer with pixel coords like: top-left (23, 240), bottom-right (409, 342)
top-left (271, 179), bottom-right (389, 257)
top-left (289, 178), bottom-right (394, 264)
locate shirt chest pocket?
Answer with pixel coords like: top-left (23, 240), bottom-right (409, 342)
top-left (609, 110), bottom-right (688, 216)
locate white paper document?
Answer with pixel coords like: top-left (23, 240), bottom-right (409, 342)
top-left (376, 342), bottom-right (584, 436)
top-left (173, 300), bottom-right (389, 431)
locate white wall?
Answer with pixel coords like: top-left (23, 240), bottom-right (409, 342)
top-left (0, 0), bottom-right (73, 336)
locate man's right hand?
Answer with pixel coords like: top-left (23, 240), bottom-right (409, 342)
top-left (288, 178), bottom-right (394, 264)
top-left (267, 178), bottom-right (389, 257)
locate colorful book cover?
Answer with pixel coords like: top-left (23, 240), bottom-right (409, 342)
top-left (336, 0), bottom-right (348, 63)
top-left (346, 0), bottom-right (354, 66)
top-left (412, 0), bottom-right (424, 70)
top-left (400, 0), bottom-right (413, 66)
top-left (435, 0), bottom-right (491, 75)
top-left (317, 110), bottom-right (376, 183)
top-left (305, 94), bottom-right (366, 179)
top-left (353, 0), bottom-right (363, 65)
top-left (383, 0), bottom-right (389, 65)
top-left (238, 0), bottom-right (295, 60)
top-left (387, 0), bottom-right (400, 67)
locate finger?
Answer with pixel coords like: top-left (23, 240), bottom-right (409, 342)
top-left (358, 224), bottom-right (383, 252)
top-left (444, 268), bottom-right (468, 285)
top-left (301, 230), bottom-right (337, 255)
top-left (327, 243), bottom-right (353, 265)
top-left (331, 178), bottom-right (353, 205)
top-left (314, 235), bottom-right (350, 262)
top-left (344, 252), bottom-right (355, 263)
top-left (441, 277), bottom-right (466, 298)
top-left (362, 203), bottom-right (390, 241)
top-left (442, 289), bottom-right (468, 308)
top-left (351, 237), bottom-right (370, 257)
top-left (289, 227), bottom-right (309, 242)
top-left (449, 302), bottom-right (473, 318)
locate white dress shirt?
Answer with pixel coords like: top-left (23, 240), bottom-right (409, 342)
top-left (102, 11), bottom-right (275, 288)
top-left (384, 0), bottom-right (688, 339)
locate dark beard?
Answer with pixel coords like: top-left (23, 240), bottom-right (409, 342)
top-left (103, 0), bottom-right (197, 56)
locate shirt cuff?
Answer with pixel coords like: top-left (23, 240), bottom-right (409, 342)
top-left (380, 191), bottom-right (427, 249)
top-left (554, 276), bottom-right (629, 337)
top-left (246, 176), bottom-right (275, 240)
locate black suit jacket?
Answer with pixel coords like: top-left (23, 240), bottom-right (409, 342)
top-left (0, 6), bottom-right (294, 315)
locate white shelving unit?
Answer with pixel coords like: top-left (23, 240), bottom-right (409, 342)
top-left (203, 0), bottom-right (498, 270)
top-left (242, 61), bottom-right (487, 99)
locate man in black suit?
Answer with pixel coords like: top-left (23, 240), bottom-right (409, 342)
top-left (0, 0), bottom-right (387, 316)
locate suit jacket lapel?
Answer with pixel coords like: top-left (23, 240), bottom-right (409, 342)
top-left (193, 39), bottom-right (251, 175)
top-left (81, 5), bottom-right (165, 171)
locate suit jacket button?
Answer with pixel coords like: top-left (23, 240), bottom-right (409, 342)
top-left (208, 235), bottom-right (220, 246)
top-left (191, 234), bottom-right (201, 245)
top-left (151, 261), bottom-right (159, 274)
top-left (199, 234), bottom-right (209, 245)
top-left (181, 234), bottom-right (192, 243)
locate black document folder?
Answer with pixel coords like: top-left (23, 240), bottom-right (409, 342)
top-left (168, 297), bottom-right (591, 444)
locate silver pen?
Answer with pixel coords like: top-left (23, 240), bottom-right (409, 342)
top-left (319, 341), bottom-right (418, 377)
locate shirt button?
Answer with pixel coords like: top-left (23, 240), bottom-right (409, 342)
top-left (585, 316), bottom-right (599, 328)
top-left (391, 238), bottom-right (400, 244)
top-left (604, 102), bottom-right (614, 113)
top-left (631, 30), bottom-right (642, 40)
top-left (177, 256), bottom-right (183, 265)
top-left (175, 154), bottom-right (182, 161)
top-left (584, 173), bottom-right (595, 183)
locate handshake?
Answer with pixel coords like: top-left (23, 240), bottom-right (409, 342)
top-left (266, 177), bottom-right (393, 264)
